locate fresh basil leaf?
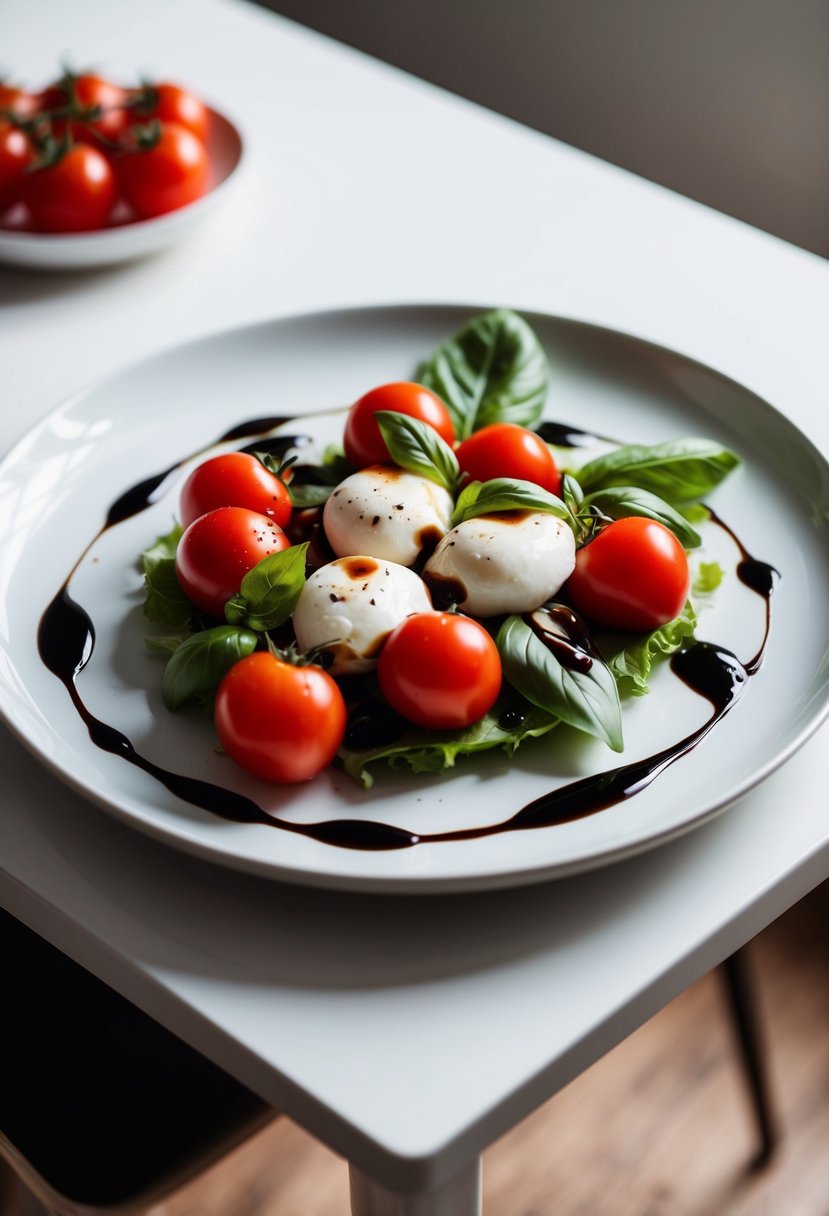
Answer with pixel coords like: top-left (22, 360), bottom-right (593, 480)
top-left (497, 614), bottom-right (623, 751)
top-left (375, 410), bottom-right (459, 491)
top-left (451, 478), bottom-right (574, 528)
top-left (681, 502), bottom-right (712, 525)
top-left (162, 625), bottom-right (258, 711)
top-left (224, 542), bottom-right (309, 632)
top-left (145, 633), bottom-right (187, 658)
top-left (693, 560), bottom-right (724, 596)
top-left (289, 483), bottom-right (334, 508)
top-left (339, 698), bottom-right (559, 788)
top-left (576, 439), bottom-right (741, 502)
top-left (582, 486), bottom-right (702, 548)
top-left (141, 523), bottom-right (190, 626)
top-left (561, 473), bottom-right (584, 515)
top-left (417, 308), bottom-right (549, 440)
top-left (608, 601), bottom-right (697, 697)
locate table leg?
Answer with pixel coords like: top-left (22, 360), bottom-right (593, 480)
top-left (721, 947), bottom-right (778, 1166)
top-left (349, 1158), bottom-right (482, 1216)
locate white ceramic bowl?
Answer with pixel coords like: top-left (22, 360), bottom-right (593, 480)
top-left (0, 106), bottom-right (244, 270)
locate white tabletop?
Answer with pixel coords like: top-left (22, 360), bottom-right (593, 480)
top-left (2, 0), bottom-right (828, 1205)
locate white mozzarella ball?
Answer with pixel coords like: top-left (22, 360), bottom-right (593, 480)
top-left (423, 511), bottom-right (576, 617)
top-left (293, 556), bottom-right (433, 675)
top-left (323, 466), bottom-right (454, 566)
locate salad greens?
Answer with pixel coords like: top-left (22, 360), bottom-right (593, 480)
top-left (339, 698), bottom-right (559, 788)
top-left (417, 308), bottom-right (549, 440)
top-left (140, 307), bottom-right (742, 784)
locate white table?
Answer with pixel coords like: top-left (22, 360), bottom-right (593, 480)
top-left (2, 3), bottom-right (828, 1213)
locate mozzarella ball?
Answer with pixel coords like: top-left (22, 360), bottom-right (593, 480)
top-left (292, 556), bottom-right (433, 675)
top-left (323, 466), bottom-right (454, 566)
top-left (423, 511), bottom-right (576, 617)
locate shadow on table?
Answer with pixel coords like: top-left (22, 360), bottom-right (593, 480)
top-left (0, 256), bottom-right (169, 308)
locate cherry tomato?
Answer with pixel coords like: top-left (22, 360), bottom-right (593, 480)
top-left (180, 453), bottom-right (292, 530)
top-left (0, 121), bottom-right (34, 211)
top-left (344, 382), bottom-right (455, 468)
top-left (0, 84), bottom-right (40, 119)
top-left (378, 612), bottom-right (502, 730)
top-left (117, 121), bottom-right (208, 218)
top-left (566, 517), bottom-right (690, 631)
top-left (21, 143), bottom-right (116, 232)
top-left (129, 82), bottom-right (209, 143)
top-left (455, 423), bottom-right (561, 494)
top-left (215, 652), bottom-right (346, 783)
top-left (45, 74), bottom-right (130, 143)
top-left (175, 506), bottom-right (291, 618)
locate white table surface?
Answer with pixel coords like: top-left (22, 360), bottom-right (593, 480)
top-left (2, 0), bottom-right (828, 1207)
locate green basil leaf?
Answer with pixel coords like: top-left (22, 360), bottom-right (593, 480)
top-left (141, 523), bottom-right (190, 626)
top-left (145, 633), bottom-right (187, 658)
top-left (608, 601), bottom-right (697, 697)
top-left (417, 308), bottom-right (549, 440)
top-left (289, 483), bottom-right (334, 508)
top-left (496, 614), bottom-right (623, 751)
top-left (451, 477), bottom-right (575, 528)
top-left (338, 698), bottom-right (559, 788)
top-left (224, 542), bottom-right (309, 633)
top-left (375, 410), bottom-right (459, 491)
top-left (561, 473), bottom-right (584, 515)
top-left (581, 486), bottom-right (702, 548)
top-left (576, 439), bottom-right (741, 502)
top-left (162, 625), bottom-right (258, 711)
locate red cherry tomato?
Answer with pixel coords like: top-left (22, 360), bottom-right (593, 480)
top-left (378, 612), bottom-right (502, 730)
top-left (344, 382), bottom-right (455, 468)
top-left (180, 453), bottom-right (292, 530)
top-left (129, 82), bottom-right (209, 143)
top-left (0, 121), bottom-right (34, 211)
top-left (215, 652), bottom-right (346, 783)
top-left (175, 506), bottom-right (291, 618)
top-left (0, 84), bottom-right (40, 119)
top-left (117, 121), bottom-right (208, 219)
top-left (21, 143), bottom-right (116, 232)
top-left (566, 517), bottom-right (690, 631)
top-left (455, 423), bottom-right (561, 494)
top-left (45, 74), bottom-right (130, 143)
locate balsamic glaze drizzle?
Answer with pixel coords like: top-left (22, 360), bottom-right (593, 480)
top-left (38, 416), bottom-right (779, 852)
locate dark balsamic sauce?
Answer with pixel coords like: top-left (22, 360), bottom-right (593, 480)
top-left (525, 604), bottom-right (594, 675)
top-left (707, 508), bottom-right (780, 675)
top-left (38, 416), bottom-right (779, 852)
top-left (534, 420), bottom-right (604, 448)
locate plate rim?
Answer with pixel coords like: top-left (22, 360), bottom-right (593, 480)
top-left (2, 301), bottom-right (828, 893)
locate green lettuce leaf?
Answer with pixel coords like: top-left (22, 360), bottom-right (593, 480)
top-left (608, 601), bottom-right (698, 697)
top-left (141, 523), bottom-right (190, 626)
top-left (693, 561), bottom-right (725, 596)
top-left (338, 700), bottom-right (559, 788)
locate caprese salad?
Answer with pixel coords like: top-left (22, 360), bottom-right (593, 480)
top-left (140, 309), bottom-right (741, 786)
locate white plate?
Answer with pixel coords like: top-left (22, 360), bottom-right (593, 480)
top-left (1, 305), bottom-right (828, 892)
top-left (0, 106), bottom-right (244, 270)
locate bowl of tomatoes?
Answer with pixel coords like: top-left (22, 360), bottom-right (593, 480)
top-left (0, 69), bottom-right (244, 269)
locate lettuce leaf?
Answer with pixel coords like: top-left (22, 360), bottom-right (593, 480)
top-left (608, 601), bottom-right (698, 697)
top-left (338, 700), bottom-right (559, 788)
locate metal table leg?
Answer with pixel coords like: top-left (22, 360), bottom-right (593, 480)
top-left (721, 945), bottom-right (778, 1166)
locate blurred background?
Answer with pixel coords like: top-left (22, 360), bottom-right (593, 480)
top-left (255, 0), bottom-right (829, 259)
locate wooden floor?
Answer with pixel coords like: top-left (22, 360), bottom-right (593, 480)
top-left (165, 881), bottom-right (829, 1216)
